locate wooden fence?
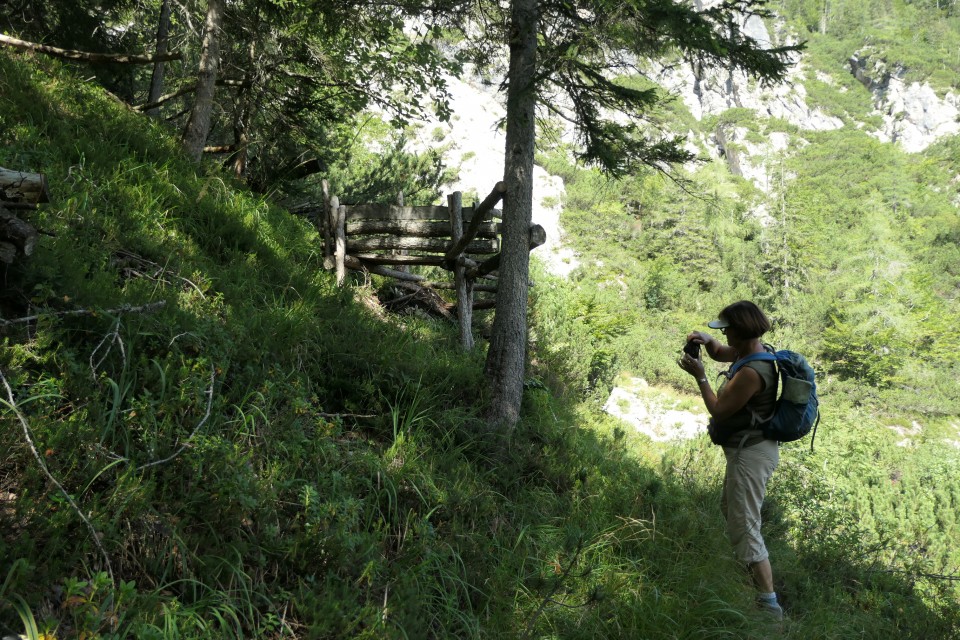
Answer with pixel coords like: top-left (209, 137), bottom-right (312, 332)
top-left (302, 181), bottom-right (545, 350)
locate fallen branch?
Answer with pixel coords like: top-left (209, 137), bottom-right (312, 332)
top-left (0, 33), bottom-right (182, 64)
top-left (112, 249), bottom-right (206, 298)
top-left (135, 367), bottom-right (216, 471)
top-left (868, 568), bottom-right (960, 583)
top-left (0, 301), bottom-right (166, 328)
top-left (134, 83), bottom-right (197, 111)
top-left (89, 319), bottom-right (127, 382)
top-left (520, 538), bottom-right (586, 640)
top-left (0, 368), bottom-right (115, 585)
top-left (385, 281), bottom-right (455, 320)
top-left (133, 78), bottom-right (248, 112)
top-left (203, 144), bottom-right (237, 154)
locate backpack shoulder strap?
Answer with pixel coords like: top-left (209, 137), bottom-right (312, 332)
top-left (726, 350), bottom-right (780, 428)
top-left (727, 351), bottom-right (777, 376)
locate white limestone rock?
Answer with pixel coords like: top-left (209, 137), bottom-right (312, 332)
top-left (850, 51), bottom-right (960, 153)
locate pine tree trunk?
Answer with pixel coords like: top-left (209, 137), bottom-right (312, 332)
top-left (146, 0), bottom-right (172, 118)
top-left (182, 0), bottom-right (224, 161)
top-left (484, 0), bottom-right (538, 431)
top-left (228, 82), bottom-right (251, 178)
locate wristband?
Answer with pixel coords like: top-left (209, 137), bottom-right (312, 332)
top-left (697, 378), bottom-right (707, 384)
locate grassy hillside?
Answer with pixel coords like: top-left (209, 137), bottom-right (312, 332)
top-left (528, 1), bottom-right (960, 630)
top-left (1, 50), bottom-right (959, 640)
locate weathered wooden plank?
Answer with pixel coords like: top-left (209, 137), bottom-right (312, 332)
top-left (342, 255), bottom-right (497, 291)
top-left (346, 236), bottom-right (498, 254)
top-left (470, 298), bottom-right (496, 311)
top-left (345, 204), bottom-right (445, 221)
top-left (344, 203), bottom-right (501, 222)
top-left (350, 254), bottom-right (448, 266)
top-left (345, 219), bottom-right (500, 238)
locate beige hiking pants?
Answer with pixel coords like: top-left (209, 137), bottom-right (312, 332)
top-left (721, 438), bottom-right (779, 564)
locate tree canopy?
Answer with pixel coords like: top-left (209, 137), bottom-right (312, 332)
top-left (484, 0), bottom-right (803, 429)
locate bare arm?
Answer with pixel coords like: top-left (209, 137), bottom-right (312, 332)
top-left (678, 353), bottom-right (762, 419)
top-left (703, 367), bottom-right (762, 420)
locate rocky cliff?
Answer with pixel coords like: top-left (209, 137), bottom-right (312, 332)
top-left (849, 50), bottom-right (960, 153)
top-left (652, 8), bottom-right (959, 192)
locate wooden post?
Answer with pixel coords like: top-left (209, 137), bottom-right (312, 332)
top-left (335, 203), bottom-right (346, 286)
top-left (448, 191), bottom-right (474, 350)
top-left (323, 195), bottom-right (339, 270)
top-left (321, 179), bottom-right (332, 259)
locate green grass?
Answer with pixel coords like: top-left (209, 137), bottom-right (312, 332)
top-left (1, 50), bottom-right (958, 640)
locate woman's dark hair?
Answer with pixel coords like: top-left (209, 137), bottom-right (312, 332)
top-left (719, 300), bottom-right (771, 339)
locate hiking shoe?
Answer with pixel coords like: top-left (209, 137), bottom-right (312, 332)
top-left (756, 597), bottom-right (784, 621)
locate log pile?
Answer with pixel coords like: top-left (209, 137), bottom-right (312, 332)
top-left (0, 167), bottom-right (48, 264)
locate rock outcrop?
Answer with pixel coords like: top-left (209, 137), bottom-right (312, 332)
top-left (650, 10), bottom-right (842, 133)
top-left (850, 50), bottom-right (960, 153)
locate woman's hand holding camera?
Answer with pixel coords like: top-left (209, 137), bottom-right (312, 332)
top-left (678, 340), bottom-right (706, 380)
top-left (686, 331), bottom-right (712, 347)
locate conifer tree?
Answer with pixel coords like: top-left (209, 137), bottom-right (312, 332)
top-left (485, 0), bottom-right (803, 430)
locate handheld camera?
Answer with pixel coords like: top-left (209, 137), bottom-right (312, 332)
top-left (683, 340), bottom-right (701, 360)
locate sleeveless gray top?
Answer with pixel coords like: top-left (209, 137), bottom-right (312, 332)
top-left (715, 359), bottom-right (778, 447)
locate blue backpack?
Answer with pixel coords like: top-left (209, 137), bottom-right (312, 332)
top-left (728, 348), bottom-right (821, 451)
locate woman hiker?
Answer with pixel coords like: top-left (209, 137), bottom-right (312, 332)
top-left (678, 300), bottom-right (784, 621)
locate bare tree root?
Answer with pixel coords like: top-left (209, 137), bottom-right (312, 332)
top-left (0, 368), bottom-right (115, 585)
top-left (0, 301), bottom-right (167, 329)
